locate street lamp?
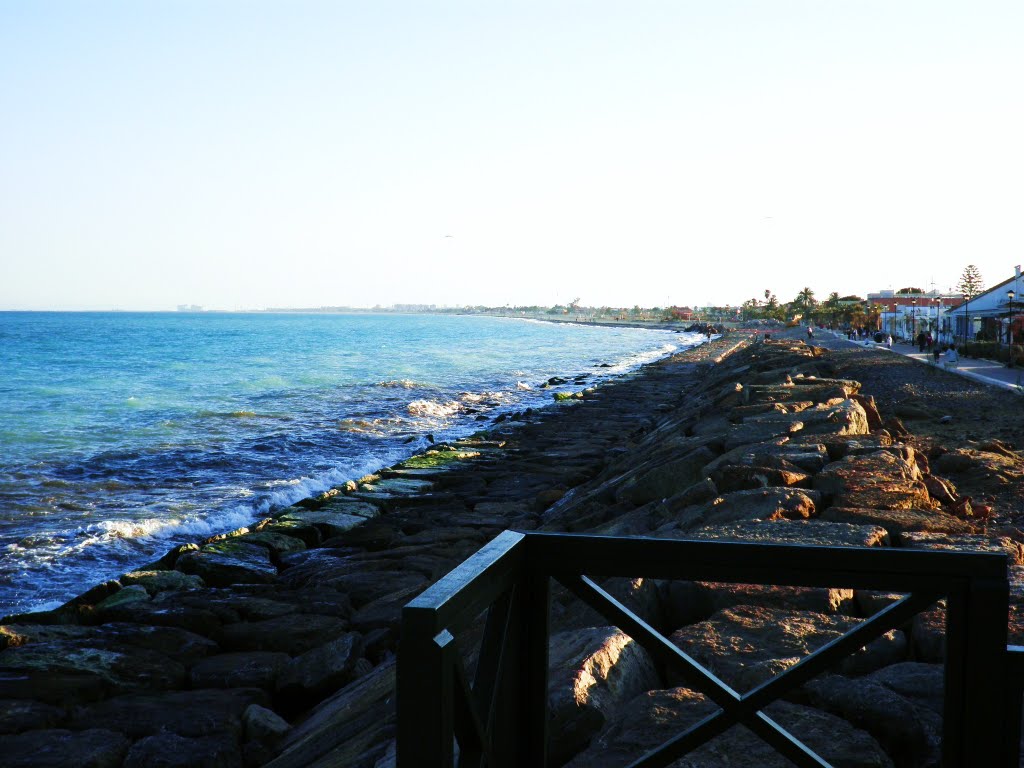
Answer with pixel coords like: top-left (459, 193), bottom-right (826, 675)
top-left (1008, 290), bottom-right (1016, 367)
top-left (933, 297), bottom-right (941, 346)
top-left (911, 297), bottom-right (917, 346)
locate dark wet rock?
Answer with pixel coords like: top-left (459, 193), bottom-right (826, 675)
top-left (72, 688), bottom-right (269, 738)
top-left (243, 703), bottom-right (290, 750)
top-left (0, 728), bottom-right (130, 768)
top-left (95, 598), bottom-right (224, 636)
top-left (0, 669), bottom-right (106, 706)
top-left (276, 632), bottom-right (364, 711)
top-left (0, 699), bottom-right (65, 734)
top-left (119, 569), bottom-right (205, 595)
top-left (123, 731), bottom-right (241, 768)
top-left (804, 673), bottom-right (941, 766)
top-left (0, 636), bottom-right (186, 694)
top-left (189, 651), bottom-right (290, 690)
top-left (219, 614), bottom-right (349, 655)
top-left (267, 660), bottom-right (395, 768)
top-left (176, 541), bottom-right (278, 588)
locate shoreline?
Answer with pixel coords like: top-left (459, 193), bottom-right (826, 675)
top-left (3, 333), bottom-right (715, 619)
top-left (0, 316), bottom-right (705, 617)
top-left (3, 328), bottom-right (1023, 766)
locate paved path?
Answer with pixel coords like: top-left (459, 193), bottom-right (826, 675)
top-left (815, 330), bottom-right (1024, 395)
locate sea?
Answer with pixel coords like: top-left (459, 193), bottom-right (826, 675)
top-left (0, 311), bottom-right (704, 615)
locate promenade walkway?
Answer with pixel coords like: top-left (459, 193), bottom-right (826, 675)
top-left (817, 330), bottom-right (1024, 395)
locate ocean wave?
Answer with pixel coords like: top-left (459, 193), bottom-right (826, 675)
top-left (407, 399), bottom-right (462, 419)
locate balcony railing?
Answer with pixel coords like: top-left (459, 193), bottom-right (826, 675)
top-left (399, 530), bottom-right (1012, 768)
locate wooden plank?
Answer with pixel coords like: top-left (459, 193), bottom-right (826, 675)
top-left (528, 531), bottom-right (1006, 589)
top-left (406, 530), bottom-right (525, 635)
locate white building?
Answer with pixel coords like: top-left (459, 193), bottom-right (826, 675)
top-left (948, 266), bottom-right (1023, 347)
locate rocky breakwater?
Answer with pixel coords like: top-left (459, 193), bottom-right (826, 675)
top-left (0, 337), bottom-right (737, 768)
top-left (3, 331), bottom-right (1023, 767)
top-left (541, 334), bottom-right (1024, 768)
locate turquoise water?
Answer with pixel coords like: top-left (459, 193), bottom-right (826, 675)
top-left (0, 311), bottom-right (701, 614)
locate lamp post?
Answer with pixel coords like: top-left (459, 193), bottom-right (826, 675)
top-left (911, 297), bottom-right (918, 347)
top-left (1008, 290), bottom-right (1016, 367)
top-left (933, 297), bottom-right (941, 347)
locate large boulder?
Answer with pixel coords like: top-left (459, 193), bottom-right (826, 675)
top-left (900, 531), bottom-right (1024, 565)
top-left (657, 580), bottom-right (855, 630)
top-left (680, 519), bottom-right (891, 548)
top-left (176, 541), bottom-right (278, 587)
top-left (614, 447), bottom-right (716, 506)
top-left (0, 638), bottom-right (186, 694)
top-left (218, 613), bottom-right (349, 655)
top-left (0, 728), bottom-right (130, 768)
top-left (819, 507), bottom-right (973, 542)
top-left (804, 672), bottom-right (941, 767)
top-left (563, 687), bottom-right (893, 768)
top-left (668, 605), bottom-right (906, 691)
top-left (661, 487), bottom-right (820, 533)
top-left (71, 688), bottom-right (269, 739)
top-left (547, 626), bottom-right (661, 765)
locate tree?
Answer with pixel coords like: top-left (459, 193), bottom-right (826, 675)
top-left (956, 265), bottom-right (985, 345)
top-left (823, 292), bottom-right (841, 327)
top-left (956, 265), bottom-right (984, 301)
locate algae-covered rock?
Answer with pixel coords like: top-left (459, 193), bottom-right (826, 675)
top-left (95, 584), bottom-right (150, 611)
top-left (398, 449), bottom-right (480, 469)
top-left (0, 639), bottom-right (186, 693)
top-left (237, 531), bottom-right (307, 557)
top-left (274, 508), bottom-right (366, 539)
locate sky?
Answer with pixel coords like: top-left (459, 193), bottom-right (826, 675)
top-left (1, 1), bottom-right (1022, 311)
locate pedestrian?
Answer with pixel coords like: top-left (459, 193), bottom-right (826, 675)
top-left (886, 334), bottom-right (893, 348)
top-left (944, 345), bottom-right (959, 369)
top-left (932, 344), bottom-right (942, 365)
top-left (917, 331), bottom-right (927, 353)
top-left (807, 326), bottom-right (814, 340)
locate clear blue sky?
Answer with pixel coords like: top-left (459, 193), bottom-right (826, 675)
top-left (2, 1), bottom-right (1021, 310)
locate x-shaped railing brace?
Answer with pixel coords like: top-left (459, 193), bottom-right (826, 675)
top-left (558, 574), bottom-right (943, 768)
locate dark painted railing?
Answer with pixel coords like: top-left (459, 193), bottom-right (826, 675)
top-left (398, 530), bottom-right (1011, 768)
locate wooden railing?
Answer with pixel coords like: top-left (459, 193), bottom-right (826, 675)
top-left (398, 530), bottom-right (1011, 767)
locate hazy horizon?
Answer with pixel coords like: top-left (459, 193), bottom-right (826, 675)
top-left (2, 2), bottom-right (1021, 312)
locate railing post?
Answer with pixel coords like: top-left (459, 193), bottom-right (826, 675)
top-left (1004, 647), bottom-right (1024, 766)
top-left (965, 575), bottom-right (1009, 766)
top-left (945, 574), bottom-right (1009, 766)
top-left (522, 568), bottom-right (551, 767)
top-left (398, 613), bottom-right (454, 768)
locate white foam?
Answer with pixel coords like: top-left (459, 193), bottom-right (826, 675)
top-left (407, 399), bottom-right (462, 418)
